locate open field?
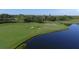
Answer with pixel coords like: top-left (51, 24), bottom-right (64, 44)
top-left (0, 23), bottom-right (67, 48)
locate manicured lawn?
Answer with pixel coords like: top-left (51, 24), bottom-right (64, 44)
top-left (0, 23), bottom-right (67, 48)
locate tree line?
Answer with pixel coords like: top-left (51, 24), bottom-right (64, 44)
top-left (0, 14), bottom-right (74, 23)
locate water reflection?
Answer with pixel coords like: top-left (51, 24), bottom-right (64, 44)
top-left (69, 24), bottom-right (79, 31)
top-left (26, 24), bottom-right (79, 49)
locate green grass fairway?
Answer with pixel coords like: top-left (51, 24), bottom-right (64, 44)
top-left (0, 23), bottom-right (67, 48)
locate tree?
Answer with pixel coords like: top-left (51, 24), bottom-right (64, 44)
top-left (15, 14), bottom-right (25, 23)
top-left (33, 16), bottom-right (45, 23)
top-left (24, 15), bottom-right (34, 22)
top-left (0, 14), bottom-right (15, 23)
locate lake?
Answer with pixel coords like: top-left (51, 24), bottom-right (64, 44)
top-left (26, 24), bottom-right (79, 49)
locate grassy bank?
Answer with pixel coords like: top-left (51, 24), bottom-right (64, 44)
top-left (0, 22), bottom-right (67, 49)
top-left (59, 19), bottom-right (79, 26)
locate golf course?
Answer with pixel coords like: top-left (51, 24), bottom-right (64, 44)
top-left (0, 22), bottom-right (67, 48)
top-left (0, 12), bottom-right (78, 49)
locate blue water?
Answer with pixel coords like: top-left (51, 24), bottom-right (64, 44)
top-left (26, 24), bottom-right (79, 49)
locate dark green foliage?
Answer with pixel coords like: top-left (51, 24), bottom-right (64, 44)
top-left (33, 16), bottom-right (45, 23)
top-left (24, 15), bottom-right (34, 22)
top-left (0, 14), bottom-right (75, 23)
top-left (0, 14), bottom-right (16, 23)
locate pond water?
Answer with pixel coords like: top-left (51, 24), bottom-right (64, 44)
top-left (26, 24), bottom-right (79, 49)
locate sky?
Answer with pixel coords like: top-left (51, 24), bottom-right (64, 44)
top-left (0, 9), bottom-right (79, 15)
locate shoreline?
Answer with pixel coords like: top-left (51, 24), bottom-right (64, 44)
top-left (15, 27), bottom-right (68, 49)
